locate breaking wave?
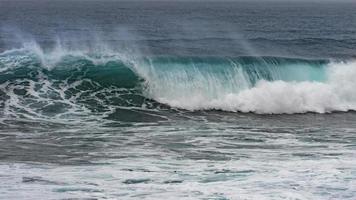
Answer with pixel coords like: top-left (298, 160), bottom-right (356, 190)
top-left (1, 41), bottom-right (356, 120)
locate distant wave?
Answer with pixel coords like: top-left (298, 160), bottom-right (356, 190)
top-left (1, 41), bottom-right (356, 119)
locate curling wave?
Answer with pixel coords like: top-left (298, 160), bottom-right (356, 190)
top-left (143, 57), bottom-right (356, 114)
top-left (1, 44), bottom-right (356, 118)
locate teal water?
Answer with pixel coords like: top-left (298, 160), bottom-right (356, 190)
top-left (0, 1), bottom-right (356, 199)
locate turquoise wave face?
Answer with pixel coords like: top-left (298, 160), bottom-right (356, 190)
top-left (0, 50), bottom-right (329, 88)
top-left (1, 48), bottom-right (344, 118)
top-left (141, 56), bottom-right (328, 93)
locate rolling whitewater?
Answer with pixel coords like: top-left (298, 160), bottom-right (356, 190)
top-left (2, 44), bottom-right (356, 116)
top-left (0, 1), bottom-right (355, 199)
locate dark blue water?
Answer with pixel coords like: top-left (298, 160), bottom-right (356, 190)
top-left (0, 1), bottom-right (356, 199)
top-left (1, 0), bottom-right (356, 58)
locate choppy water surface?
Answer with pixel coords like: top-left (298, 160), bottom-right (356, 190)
top-left (1, 113), bottom-right (356, 199)
top-left (0, 0), bottom-right (356, 199)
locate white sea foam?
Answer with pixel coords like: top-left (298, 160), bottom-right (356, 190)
top-left (141, 61), bottom-right (356, 114)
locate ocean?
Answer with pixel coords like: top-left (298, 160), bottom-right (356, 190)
top-left (0, 0), bottom-right (355, 199)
